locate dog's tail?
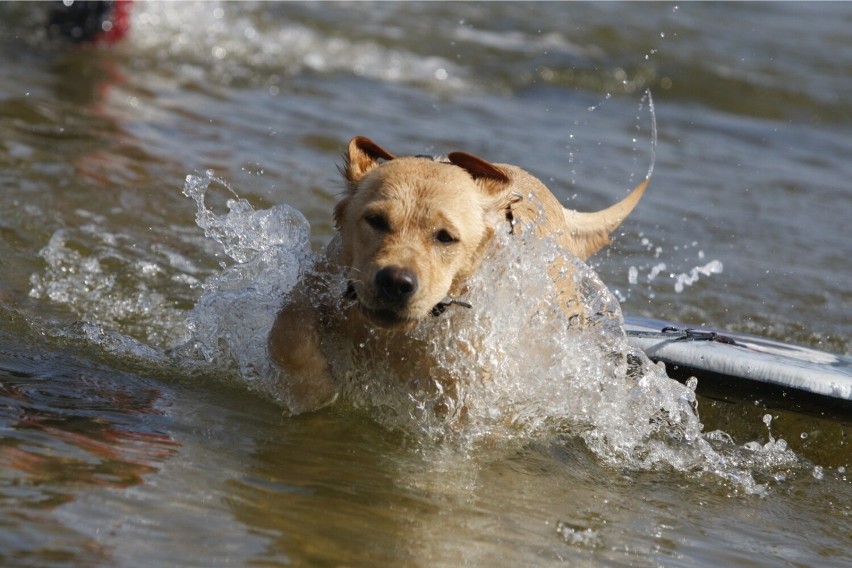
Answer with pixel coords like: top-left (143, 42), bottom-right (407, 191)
top-left (562, 177), bottom-right (649, 259)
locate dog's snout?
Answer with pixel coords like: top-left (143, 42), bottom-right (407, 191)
top-left (375, 266), bottom-right (418, 302)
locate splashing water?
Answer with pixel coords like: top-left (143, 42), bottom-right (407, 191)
top-left (27, 169), bottom-right (799, 494)
top-left (174, 171), bottom-right (313, 400)
top-left (617, 234), bottom-right (724, 302)
top-left (127, 1), bottom-right (469, 92)
top-left (172, 171), bottom-right (796, 493)
top-left (640, 89), bottom-right (657, 180)
top-left (672, 259), bottom-right (725, 293)
top-left (29, 217), bottom-right (197, 348)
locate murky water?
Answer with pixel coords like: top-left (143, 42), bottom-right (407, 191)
top-left (1, 2), bottom-right (850, 566)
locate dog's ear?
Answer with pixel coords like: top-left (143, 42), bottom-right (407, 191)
top-left (447, 151), bottom-right (510, 195)
top-left (336, 137), bottom-right (395, 230)
top-left (343, 136), bottom-right (395, 184)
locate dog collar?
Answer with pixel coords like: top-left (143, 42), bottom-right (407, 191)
top-left (430, 296), bottom-right (473, 317)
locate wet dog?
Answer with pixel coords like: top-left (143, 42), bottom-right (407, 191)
top-left (269, 136), bottom-right (647, 415)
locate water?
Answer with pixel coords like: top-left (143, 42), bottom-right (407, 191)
top-left (1, 2), bottom-right (850, 565)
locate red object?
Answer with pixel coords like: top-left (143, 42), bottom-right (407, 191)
top-left (47, 0), bottom-right (133, 45)
top-left (99, 0), bottom-right (132, 44)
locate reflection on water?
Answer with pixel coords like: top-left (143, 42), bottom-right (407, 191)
top-left (0, 322), bottom-right (849, 565)
top-left (0, 341), bottom-right (178, 564)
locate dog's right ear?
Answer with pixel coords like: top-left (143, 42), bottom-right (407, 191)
top-left (335, 137), bottom-right (395, 231)
top-left (343, 136), bottom-right (395, 184)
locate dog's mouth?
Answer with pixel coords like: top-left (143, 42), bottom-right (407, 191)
top-left (344, 282), bottom-right (471, 328)
top-left (359, 305), bottom-right (417, 329)
top-left (345, 283), bottom-right (417, 329)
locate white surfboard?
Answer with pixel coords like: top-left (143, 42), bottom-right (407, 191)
top-left (624, 316), bottom-right (852, 415)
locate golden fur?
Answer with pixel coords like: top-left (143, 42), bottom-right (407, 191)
top-left (268, 136), bottom-right (648, 414)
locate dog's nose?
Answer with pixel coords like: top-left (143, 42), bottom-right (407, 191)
top-left (375, 266), bottom-right (418, 302)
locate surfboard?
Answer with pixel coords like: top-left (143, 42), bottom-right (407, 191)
top-left (624, 316), bottom-right (852, 418)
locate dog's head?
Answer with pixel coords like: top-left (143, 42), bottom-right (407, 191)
top-left (333, 136), bottom-right (515, 330)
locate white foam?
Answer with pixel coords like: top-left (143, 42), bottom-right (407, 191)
top-left (673, 259), bottom-right (724, 293)
top-left (127, 2), bottom-right (468, 92)
top-left (175, 171), bottom-right (313, 401)
top-left (28, 169), bottom-right (799, 494)
top-left (618, 233), bottom-right (723, 302)
top-left (29, 225), bottom-right (189, 348)
top-left (173, 175), bottom-right (797, 492)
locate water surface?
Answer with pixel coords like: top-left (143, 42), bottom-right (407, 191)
top-left (0, 2), bottom-right (849, 566)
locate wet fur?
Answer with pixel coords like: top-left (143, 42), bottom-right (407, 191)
top-left (268, 137), bottom-right (648, 414)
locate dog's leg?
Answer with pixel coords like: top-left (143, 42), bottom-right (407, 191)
top-left (268, 284), bottom-right (337, 414)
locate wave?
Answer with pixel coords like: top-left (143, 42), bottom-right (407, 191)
top-left (117, 2), bottom-right (852, 124)
top-left (1, 2), bottom-right (846, 122)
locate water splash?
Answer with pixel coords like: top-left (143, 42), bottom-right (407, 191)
top-left (128, 2), bottom-right (467, 92)
top-left (617, 235), bottom-right (724, 301)
top-left (28, 169), bottom-right (799, 493)
top-left (641, 89), bottom-right (657, 180)
top-left (29, 220), bottom-right (195, 348)
top-left (587, 92), bottom-right (612, 112)
top-left (175, 171), bottom-right (313, 400)
top-left (173, 172), bottom-right (798, 493)
top-left (556, 521), bottom-right (601, 547)
top-left (672, 259), bottom-right (724, 293)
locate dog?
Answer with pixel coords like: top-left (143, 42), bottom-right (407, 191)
top-left (268, 136), bottom-right (648, 417)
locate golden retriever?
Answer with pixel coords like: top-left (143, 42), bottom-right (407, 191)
top-left (268, 136), bottom-right (648, 415)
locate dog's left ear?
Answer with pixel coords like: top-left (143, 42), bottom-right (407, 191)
top-left (447, 151), bottom-right (510, 196)
top-left (343, 136), bottom-right (395, 184)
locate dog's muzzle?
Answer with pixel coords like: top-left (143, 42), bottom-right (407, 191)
top-left (344, 282), bottom-right (472, 318)
top-left (374, 266), bottom-right (418, 304)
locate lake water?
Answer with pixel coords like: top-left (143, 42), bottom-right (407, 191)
top-left (0, 2), bottom-right (850, 566)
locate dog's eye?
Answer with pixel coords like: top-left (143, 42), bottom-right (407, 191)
top-left (364, 214), bottom-right (390, 232)
top-left (435, 229), bottom-right (458, 244)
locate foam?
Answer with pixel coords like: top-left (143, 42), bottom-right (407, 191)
top-left (28, 169), bottom-right (800, 493)
top-left (172, 171), bottom-right (798, 493)
top-left (127, 2), bottom-right (468, 92)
